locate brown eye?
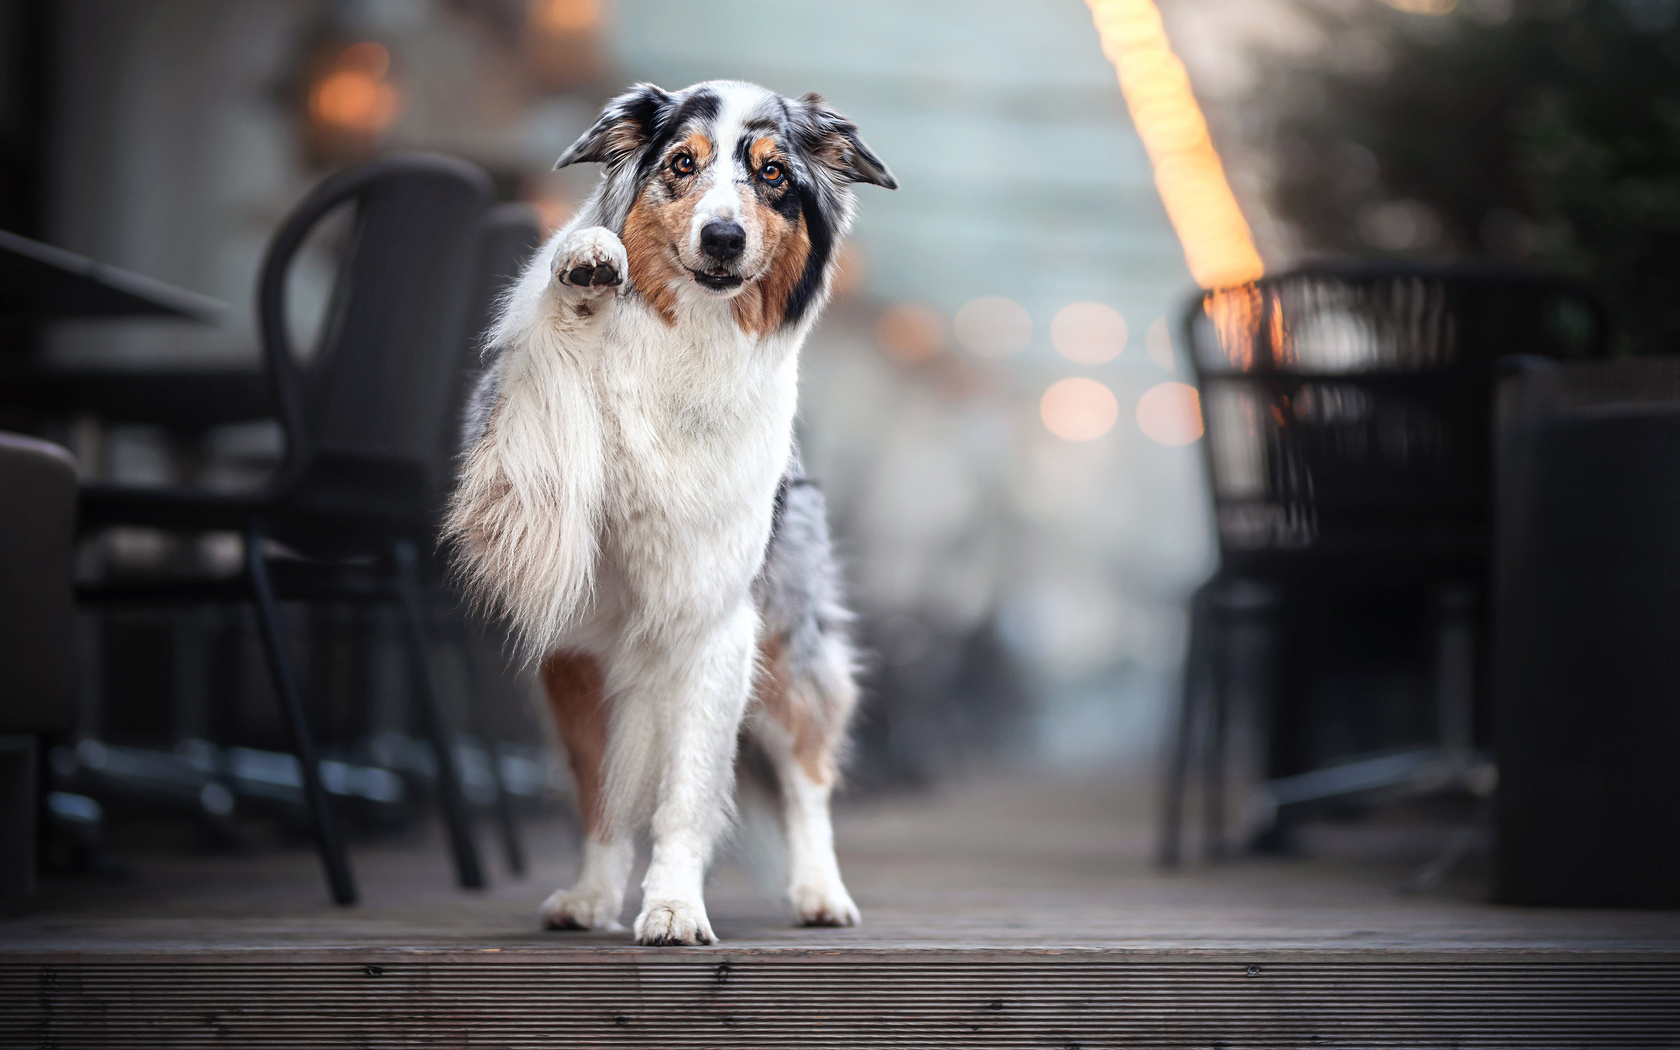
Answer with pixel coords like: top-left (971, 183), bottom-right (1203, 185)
top-left (671, 154), bottom-right (694, 176)
top-left (760, 162), bottom-right (783, 184)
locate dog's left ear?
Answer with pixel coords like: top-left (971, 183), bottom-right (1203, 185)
top-left (555, 83), bottom-right (673, 171)
top-left (794, 92), bottom-right (898, 190)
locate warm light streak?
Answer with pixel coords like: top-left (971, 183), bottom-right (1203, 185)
top-left (1041, 378), bottom-right (1120, 442)
top-left (1203, 285), bottom-right (1262, 371)
top-left (1137, 381), bottom-right (1203, 445)
top-left (1084, 0), bottom-right (1263, 288)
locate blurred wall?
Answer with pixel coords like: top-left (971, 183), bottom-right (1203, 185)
top-left (39, 0), bottom-right (1220, 777)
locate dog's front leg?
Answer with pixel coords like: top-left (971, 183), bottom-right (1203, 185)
top-left (624, 605), bottom-right (758, 946)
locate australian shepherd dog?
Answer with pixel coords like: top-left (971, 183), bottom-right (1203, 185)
top-left (445, 80), bottom-right (895, 945)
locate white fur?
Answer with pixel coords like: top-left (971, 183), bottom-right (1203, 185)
top-left (450, 81), bottom-right (886, 945)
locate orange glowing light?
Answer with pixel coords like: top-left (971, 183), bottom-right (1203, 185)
top-left (310, 43), bottom-right (400, 134)
top-left (953, 296), bottom-right (1032, 358)
top-left (1137, 381), bottom-right (1203, 446)
top-left (1203, 284), bottom-right (1261, 371)
top-left (1380, 0), bottom-right (1456, 12)
top-left (1051, 302), bottom-right (1128, 364)
top-left (877, 303), bottom-right (946, 364)
top-left (1041, 377), bottom-right (1120, 442)
top-left (531, 0), bottom-right (601, 33)
top-left (1084, 0), bottom-right (1263, 288)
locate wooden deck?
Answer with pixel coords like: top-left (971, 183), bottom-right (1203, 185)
top-left (4, 773), bottom-right (1678, 1046)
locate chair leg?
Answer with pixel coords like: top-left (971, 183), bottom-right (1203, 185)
top-left (1160, 581), bottom-right (1213, 867)
top-left (456, 629), bottom-right (526, 877)
top-left (244, 520), bottom-right (357, 906)
top-left (391, 540), bottom-right (484, 890)
top-left (1202, 592), bottom-right (1231, 864)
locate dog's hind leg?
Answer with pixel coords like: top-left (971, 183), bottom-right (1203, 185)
top-left (538, 651), bottom-right (633, 931)
top-left (747, 633), bottom-right (861, 928)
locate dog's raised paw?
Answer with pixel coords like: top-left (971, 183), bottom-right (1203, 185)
top-left (540, 887), bottom-right (624, 932)
top-left (792, 883), bottom-right (861, 928)
top-left (552, 226), bottom-right (628, 296)
top-left (633, 899), bottom-right (717, 946)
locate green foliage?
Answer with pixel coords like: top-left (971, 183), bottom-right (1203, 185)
top-left (1266, 0), bottom-right (1680, 353)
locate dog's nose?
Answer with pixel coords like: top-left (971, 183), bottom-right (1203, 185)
top-left (699, 220), bottom-right (746, 261)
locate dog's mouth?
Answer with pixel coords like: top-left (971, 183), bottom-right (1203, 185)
top-left (690, 268), bottom-right (745, 292)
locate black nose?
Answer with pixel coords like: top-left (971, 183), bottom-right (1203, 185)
top-left (699, 220), bottom-right (746, 261)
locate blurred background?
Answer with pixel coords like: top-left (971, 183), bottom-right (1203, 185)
top-left (2, 0), bottom-right (1676, 902)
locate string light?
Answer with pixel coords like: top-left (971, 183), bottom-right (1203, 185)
top-left (1084, 0), bottom-right (1263, 288)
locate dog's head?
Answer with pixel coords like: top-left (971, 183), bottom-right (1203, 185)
top-left (556, 80), bottom-right (895, 334)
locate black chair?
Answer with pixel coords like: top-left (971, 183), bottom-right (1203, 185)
top-left (77, 155), bottom-right (494, 904)
top-left (436, 202), bottom-right (543, 878)
top-left (1493, 358), bottom-right (1680, 908)
top-left (1161, 260), bottom-right (1610, 865)
top-left (0, 432), bottom-right (78, 908)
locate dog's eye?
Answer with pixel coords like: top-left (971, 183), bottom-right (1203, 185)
top-left (760, 162), bottom-right (784, 185)
top-left (671, 154), bottom-right (694, 176)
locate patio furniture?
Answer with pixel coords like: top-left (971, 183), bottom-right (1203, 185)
top-left (77, 155), bottom-right (494, 904)
top-left (1161, 260), bottom-right (1610, 864)
top-left (447, 202), bottom-right (544, 877)
top-left (1493, 357), bottom-right (1680, 907)
top-left (0, 227), bottom-right (226, 325)
top-left (0, 431), bottom-right (78, 907)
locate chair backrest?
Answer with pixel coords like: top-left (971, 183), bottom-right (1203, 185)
top-left (1183, 261), bottom-right (1610, 571)
top-left (260, 155), bottom-right (492, 531)
top-left (436, 203), bottom-right (542, 486)
top-left (0, 432), bottom-right (77, 734)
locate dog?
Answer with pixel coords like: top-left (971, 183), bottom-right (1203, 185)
top-left (444, 80), bottom-right (895, 945)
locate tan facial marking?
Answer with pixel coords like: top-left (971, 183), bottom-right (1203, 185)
top-left (680, 131), bottom-right (713, 165)
top-left (622, 184), bottom-right (693, 326)
top-left (730, 214), bottom-right (808, 337)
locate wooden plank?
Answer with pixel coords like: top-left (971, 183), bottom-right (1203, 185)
top-left (4, 947), bottom-right (1678, 1047)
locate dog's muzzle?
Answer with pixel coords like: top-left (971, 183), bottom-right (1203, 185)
top-left (693, 220), bottom-right (746, 290)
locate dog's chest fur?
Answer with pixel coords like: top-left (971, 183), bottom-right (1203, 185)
top-left (584, 299), bottom-right (799, 624)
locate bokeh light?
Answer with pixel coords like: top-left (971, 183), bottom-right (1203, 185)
top-left (309, 43), bottom-right (400, 135)
top-left (1040, 378), bottom-right (1120, 442)
top-left (1136, 381), bottom-right (1203, 446)
top-left (1379, 0), bottom-right (1456, 12)
top-left (876, 303), bottom-right (945, 364)
top-left (1145, 316), bottom-right (1176, 372)
top-left (831, 242), bottom-right (868, 298)
top-left (953, 296), bottom-right (1033, 358)
top-left (1051, 302), bottom-right (1128, 364)
top-left (530, 0), bottom-right (602, 33)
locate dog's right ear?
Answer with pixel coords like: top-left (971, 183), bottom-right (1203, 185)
top-left (554, 83), bottom-right (673, 171)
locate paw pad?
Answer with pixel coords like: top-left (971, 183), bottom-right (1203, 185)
top-left (565, 262), bottom-right (621, 288)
